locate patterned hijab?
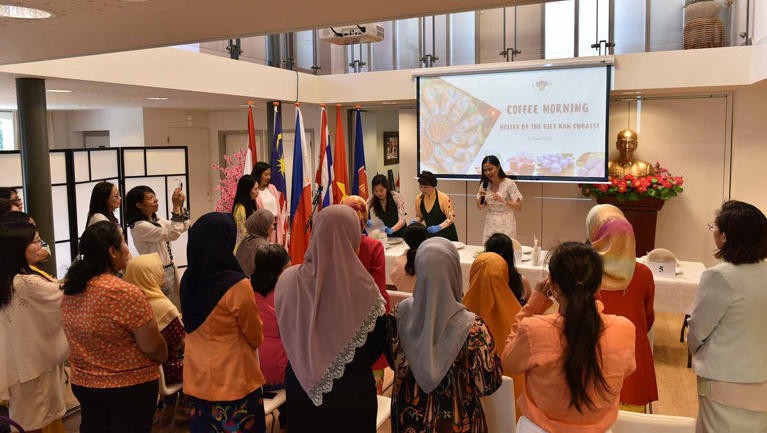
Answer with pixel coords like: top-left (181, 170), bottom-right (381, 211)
top-left (586, 204), bottom-right (636, 292)
top-left (396, 237), bottom-right (476, 394)
top-left (124, 253), bottom-right (181, 330)
top-left (236, 209), bottom-right (275, 276)
top-left (275, 206), bottom-right (385, 406)
top-left (464, 252), bottom-right (521, 356)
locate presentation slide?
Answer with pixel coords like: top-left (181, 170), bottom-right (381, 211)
top-left (418, 65), bottom-right (610, 182)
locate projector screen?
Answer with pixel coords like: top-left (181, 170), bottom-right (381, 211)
top-left (417, 65), bottom-right (611, 182)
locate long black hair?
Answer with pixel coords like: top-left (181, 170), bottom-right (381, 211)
top-left (0, 198), bottom-right (12, 217)
top-left (251, 162), bottom-right (271, 186)
top-left (370, 174), bottom-right (394, 217)
top-left (88, 181), bottom-right (118, 224)
top-left (251, 244), bottom-right (290, 297)
top-left (63, 221), bottom-right (124, 295)
top-left (480, 155), bottom-right (507, 184)
top-left (0, 220), bottom-right (36, 308)
top-left (484, 233), bottom-right (524, 303)
top-left (548, 241), bottom-right (609, 413)
top-left (403, 223), bottom-right (427, 276)
top-left (125, 186), bottom-right (156, 226)
top-left (232, 175), bottom-right (257, 217)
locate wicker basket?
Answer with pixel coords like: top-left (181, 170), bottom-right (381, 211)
top-left (684, 17), bottom-right (725, 49)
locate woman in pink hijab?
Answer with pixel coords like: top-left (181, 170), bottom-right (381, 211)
top-left (275, 205), bottom-right (387, 433)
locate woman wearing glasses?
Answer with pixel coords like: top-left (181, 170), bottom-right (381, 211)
top-left (689, 201), bottom-right (767, 432)
top-left (86, 181), bottom-right (122, 229)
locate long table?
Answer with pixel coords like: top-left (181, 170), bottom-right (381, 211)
top-left (383, 243), bottom-right (705, 315)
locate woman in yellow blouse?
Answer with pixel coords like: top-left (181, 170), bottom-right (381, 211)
top-left (232, 175), bottom-right (258, 251)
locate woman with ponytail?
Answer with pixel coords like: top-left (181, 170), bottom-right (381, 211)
top-left (502, 242), bottom-right (636, 433)
top-left (62, 221), bottom-right (167, 433)
top-left (389, 223), bottom-right (427, 293)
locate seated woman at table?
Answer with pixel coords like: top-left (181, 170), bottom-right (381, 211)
top-left (586, 204), bottom-right (657, 411)
top-left (413, 171), bottom-right (458, 241)
top-left (689, 200), bottom-right (767, 433)
top-left (503, 242), bottom-right (636, 432)
top-left (485, 233), bottom-right (531, 305)
top-left (389, 223), bottom-right (427, 293)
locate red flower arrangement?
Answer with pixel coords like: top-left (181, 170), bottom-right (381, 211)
top-left (580, 163), bottom-right (684, 201)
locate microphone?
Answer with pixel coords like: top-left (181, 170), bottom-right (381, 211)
top-left (480, 179), bottom-right (489, 205)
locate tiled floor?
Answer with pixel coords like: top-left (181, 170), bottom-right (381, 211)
top-left (61, 312), bottom-right (697, 432)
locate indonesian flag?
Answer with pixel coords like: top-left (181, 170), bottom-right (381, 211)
top-left (315, 105), bottom-right (334, 209)
top-left (332, 105), bottom-right (349, 204)
top-left (243, 102), bottom-right (257, 175)
top-left (289, 105), bottom-right (313, 264)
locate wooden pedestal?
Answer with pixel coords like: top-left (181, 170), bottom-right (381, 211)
top-left (596, 196), bottom-right (665, 257)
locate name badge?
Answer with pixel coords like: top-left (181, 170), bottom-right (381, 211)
top-left (647, 261), bottom-right (676, 278)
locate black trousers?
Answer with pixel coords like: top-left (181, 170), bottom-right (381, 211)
top-left (72, 380), bottom-right (159, 433)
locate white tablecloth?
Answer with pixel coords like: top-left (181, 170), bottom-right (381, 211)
top-left (384, 243), bottom-right (704, 314)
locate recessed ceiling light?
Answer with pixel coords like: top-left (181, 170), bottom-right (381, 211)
top-left (47, 89), bottom-right (72, 93)
top-left (147, 97), bottom-right (168, 101)
top-left (0, 5), bottom-right (53, 19)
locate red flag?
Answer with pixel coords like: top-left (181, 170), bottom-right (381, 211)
top-left (244, 102), bottom-right (257, 174)
top-left (332, 105), bottom-right (349, 204)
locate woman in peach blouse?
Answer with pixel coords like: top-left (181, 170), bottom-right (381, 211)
top-left (503, 242), bottom-right (636, 433)
top-left (389, 223), bottom-right (427, 293)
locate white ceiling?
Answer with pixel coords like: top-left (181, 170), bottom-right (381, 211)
top-left (0, 73), bottom-right (260, 110)
top-left (0, 0), bottom-right (556, 65)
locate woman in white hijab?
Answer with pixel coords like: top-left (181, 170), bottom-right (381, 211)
top-left (275, 205), bottom-right (387, 433)
top-left (386, 237), bottom-right (503, 433)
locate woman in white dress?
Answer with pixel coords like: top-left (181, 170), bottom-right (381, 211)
top-left (476, 155), bottom-right (523, 244)
top-left (252, 162), bottom-right (284, 245)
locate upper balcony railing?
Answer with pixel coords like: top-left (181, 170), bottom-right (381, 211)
top-left (176, 0), bottom-right (760, 74)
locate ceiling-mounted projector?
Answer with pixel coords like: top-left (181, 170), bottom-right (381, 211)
top-left (320, 24), bottom-right (384, 45)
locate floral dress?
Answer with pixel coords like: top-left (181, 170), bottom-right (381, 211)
top-left (386, 310), bottom-right (503, 433)
top-left (479, 178), bottom-right (522, 244)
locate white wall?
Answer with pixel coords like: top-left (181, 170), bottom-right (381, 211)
top-left (62, 108), bottom-right (144, 148)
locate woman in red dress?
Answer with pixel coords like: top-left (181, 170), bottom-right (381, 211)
top-left (586, 204), bottom-right (658, 410)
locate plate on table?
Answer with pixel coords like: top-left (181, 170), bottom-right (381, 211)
top-left (387, 237), bottom-right (404, 245)
top-left (451, 241), bottom-right (466, 250)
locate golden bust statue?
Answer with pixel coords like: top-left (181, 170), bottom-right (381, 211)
top-left (607, 129), bottom-right (654, 178)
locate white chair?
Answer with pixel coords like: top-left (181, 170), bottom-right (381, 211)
top-left (376, 394), bottom-right (392, 430)
top-left (158, 367), bottom-right (183, 433)
top-left (263, 389), bottom-right (287, 433)
top-left (611, 410), bottom-right (696, 433)
top-left (481, 375), bottom-right (516, 433)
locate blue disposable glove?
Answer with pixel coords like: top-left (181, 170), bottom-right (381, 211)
top-left (410, 219), bottom-right (418, 225)
top-left (427, 225), bottom-right (441, 234)
top-left (365, 219), bottom-right (373, 229)
top-left (384, 226), bottom-right (394, 235)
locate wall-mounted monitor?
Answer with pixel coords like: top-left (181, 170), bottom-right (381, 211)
top-left (417, 64), bottom-right (611, 182)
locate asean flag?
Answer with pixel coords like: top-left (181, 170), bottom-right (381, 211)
top-left (289, 105), bottom-right (313, 264)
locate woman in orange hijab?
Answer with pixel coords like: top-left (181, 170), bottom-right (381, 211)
top-left (464, 252), bottom-right (524, 416)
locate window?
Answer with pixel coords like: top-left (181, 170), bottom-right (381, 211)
top-left (450, 11), bottom-right (476, 65)
top-left (0, 111), bottom-right (14, 150)
top-left (545, 0), bottom-right (575, 59)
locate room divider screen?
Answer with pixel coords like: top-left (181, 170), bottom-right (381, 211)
top-left (0, 146), bottom-right (189, 278)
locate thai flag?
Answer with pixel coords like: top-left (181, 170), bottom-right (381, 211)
top-left (289, 105), bottom-right (313, 264)
top-left (315, 105), bottom-right (334, 209)
top-left (269, 103), bottom-right (288, 247)
top-left (352, 108), bottom-right (368, 200)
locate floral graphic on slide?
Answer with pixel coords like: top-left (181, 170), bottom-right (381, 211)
top-left (420, 78), bottom-right (501, 174)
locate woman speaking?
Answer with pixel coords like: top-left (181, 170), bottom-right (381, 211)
top-left (476, 155), bottom-right (522, 243)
